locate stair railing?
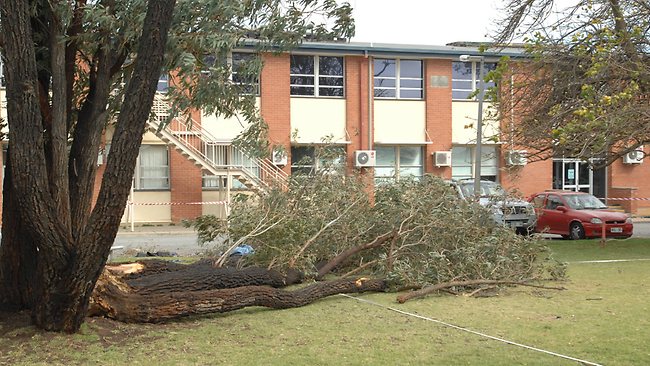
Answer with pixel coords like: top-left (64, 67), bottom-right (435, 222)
top-left (148, 94), bottom-right (289, 190)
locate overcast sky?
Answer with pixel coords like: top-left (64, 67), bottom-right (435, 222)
top-left (348, 0), bottom-right (505, 46)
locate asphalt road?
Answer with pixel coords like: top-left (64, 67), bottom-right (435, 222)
top-left (111, 221), bottom-right (650, 257)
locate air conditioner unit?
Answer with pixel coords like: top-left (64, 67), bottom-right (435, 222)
top-left (271, 149), bottom-right (288, 166)
top-left (434, 151), bottom-right (452, 167)
top-left (506, 150), bottom-right (527, 166)
top-left (623, 148), bottom-right (644, 164)
top-left (354, 150), bottom-right (376, 168)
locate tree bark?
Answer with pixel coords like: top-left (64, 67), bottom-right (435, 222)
top-left (0, 0), bottom-right (177, 333)
top-left (89, 268), bottom-right (387, 323)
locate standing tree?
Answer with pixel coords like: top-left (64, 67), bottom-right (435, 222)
top-left (491, 0), bottom-right (649, 166)
top-left (0, 0), bottom-right (353, 333)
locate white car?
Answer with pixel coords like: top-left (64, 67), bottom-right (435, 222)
top-left (449, 179), bottom-right (537, 234)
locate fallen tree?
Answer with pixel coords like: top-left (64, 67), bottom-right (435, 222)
top-left (89, 261), bottom-right (386, 323)
top-left (82, 174), bottom-right (565, 324)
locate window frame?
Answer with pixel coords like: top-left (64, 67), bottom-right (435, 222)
top-left (290, 145), bottom-right (346, 175)
top-left (451, 145), bottom-right (499, 182)
top-left (231, 52), bottom-right (260, 95)
top-left (374, 145), bottom-right (424, 183)
top-left (451, 61), bottom-right (497, 101)
top-left (290, 55), bottom-right (345, 98)
top-left (134, 145), bottom-right (170, 190)
top-left (373, 58), bottom-right (424, 100)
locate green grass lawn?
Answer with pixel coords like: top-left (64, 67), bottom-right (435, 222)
top-left (2, 239), bottom-right (650, 365)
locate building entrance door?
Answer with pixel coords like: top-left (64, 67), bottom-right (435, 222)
top-left (552, 159), bottom-right (606, 196)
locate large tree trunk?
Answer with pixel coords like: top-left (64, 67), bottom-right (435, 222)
top-left (0, 157), bottom-right (38, 311)
top-left (89, 264), bottom-right (387, 323)
top-left (0, 0), bottom-right (177, 333)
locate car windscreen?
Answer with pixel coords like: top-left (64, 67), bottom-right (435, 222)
top-left (563, 194), bottom-right (607, 210)
top-left (459, 181), bottom-right (505, 198)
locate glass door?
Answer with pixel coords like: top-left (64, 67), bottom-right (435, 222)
top-left (552, 159), bottom-right (594, 193)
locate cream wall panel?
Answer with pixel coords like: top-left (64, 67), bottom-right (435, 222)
top-left (201, 98), bottom-right (260, 141)
top-left (290, 98), bottom-right (346, 143)
top-left (452, 101), bottom-right (499, 144)
top-left (373, 100), bottom-right (426, 143)
top-left (202, 191), bottom-right (228, 218)
top-left (121, 191), bottom-right (172, 223)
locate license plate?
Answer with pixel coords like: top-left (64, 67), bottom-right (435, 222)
top-left (611, 227), bottom-right (623, 233)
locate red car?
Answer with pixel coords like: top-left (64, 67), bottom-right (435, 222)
top-left (529, 191), bottom-right (633, 239)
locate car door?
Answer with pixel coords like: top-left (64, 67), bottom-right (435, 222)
top-left (539, 194), bottom-right (568, 235)
top-left (531, 194), bottom-right (548, 231)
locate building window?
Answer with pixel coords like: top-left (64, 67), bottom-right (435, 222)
top-left (290, 146), bottom-right (346, 175)
top-left (202, 175), bottom-right (247, 189)
top-left (451, 61), bottom-right (497, 100)
top-left (290, 55), bottom-right (344, 97)
top-left (135, 145), bottom-right (169, 190)
top-left (451, 145), bottom-right (498, 181)
top-left (157, 74), bottom-right (169, 93)
top-left (232, 52), bottom-right (260, 95)
top-left (374, 59), bottom-right (423, 99)
top-left (375, 146), bottom-right (424, 183)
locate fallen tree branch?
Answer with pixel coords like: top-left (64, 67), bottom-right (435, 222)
top-left (397, 279), bottom-right (566, 303)
top-left (316, 229), bottom-right (396, 280)
top-left (289, 197), bottom-right (363, 268)
top-left (89, 270), bottom-right (387, 323)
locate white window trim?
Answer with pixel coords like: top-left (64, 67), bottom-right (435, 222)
top-left (230, 52), bottom-right (260, 95)
top-left (374, 58), bottom-right (424, 100)
top-left (134, 145), bottom-right (170, 190)
top-left (290, 55), bottom-right (345, 98)
top-left (451, 145), bottom-right (499, 181)
top-left (374, 145), bottom-right (424, 181)
top-left (452, 61), bottom-right (497, 101)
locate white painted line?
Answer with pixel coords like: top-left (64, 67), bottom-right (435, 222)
top-left (340, 294), bottom-right (603, 366)
top-left (567, 258), bottom-right (650, 264)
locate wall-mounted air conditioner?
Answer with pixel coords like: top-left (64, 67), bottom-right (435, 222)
top-left (506, 150), bottom-right (527, 166)
top-left (434, 151), bottom-right (452, 167)
top-left (271, 149), bottom-right (288, 166)
top-left (623, 148), bottom-right (644, 164)
top-left (354, 150), bottom-right (376, 168)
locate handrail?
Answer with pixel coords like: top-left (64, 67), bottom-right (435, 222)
top-left (149, 94), bottom-right (289, 190)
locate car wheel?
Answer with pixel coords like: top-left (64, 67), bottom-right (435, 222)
top-left (569, 222), bottom-right (585, 240)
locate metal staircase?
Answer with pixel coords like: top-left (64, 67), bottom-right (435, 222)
top-left (147, 94), bottom-right (289, 192)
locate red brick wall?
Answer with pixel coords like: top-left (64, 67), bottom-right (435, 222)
top-left (170, 148), bottom-right (202, 222)
top-left (500, 160), bottom-right (552, 199)
top-left (345, 56), bottom-right (374, 199)
top-left (345, 56), bottom-right (371, 172)
top-left (261, 53), bottom-right (291, 174)
top-left (499, 65), bottom-right (553, 197)
top-left (425, 59), bottom-right (452, 178)
top-left (609, 151), bottom-right (650, 213)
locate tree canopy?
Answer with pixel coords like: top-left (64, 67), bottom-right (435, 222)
top-left (491, 0), bottom-right (650, 167)
top-left (0, 0), bottom-right (353, 332)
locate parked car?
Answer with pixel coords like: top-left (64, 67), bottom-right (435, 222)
top-left (529, 191), bottom-right (633, 239)
top-left (449, 179), bottom-right (537, 234)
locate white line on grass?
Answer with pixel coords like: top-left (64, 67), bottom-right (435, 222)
top-left (567, 258), bottom-right (650, 264)
top-left (340, 294), bottom-right (603, 366)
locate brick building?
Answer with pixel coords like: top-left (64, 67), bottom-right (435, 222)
top-left (1, 41), bottom-right (648, 223)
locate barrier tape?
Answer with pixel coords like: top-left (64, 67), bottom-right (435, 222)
top-left (602, 197), bottom-right (650, 201)
top-left (127, 201), bottom-right (228, 206)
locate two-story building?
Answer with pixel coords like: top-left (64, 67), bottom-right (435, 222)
top-left (2, 41), bottom-right (648, 223)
